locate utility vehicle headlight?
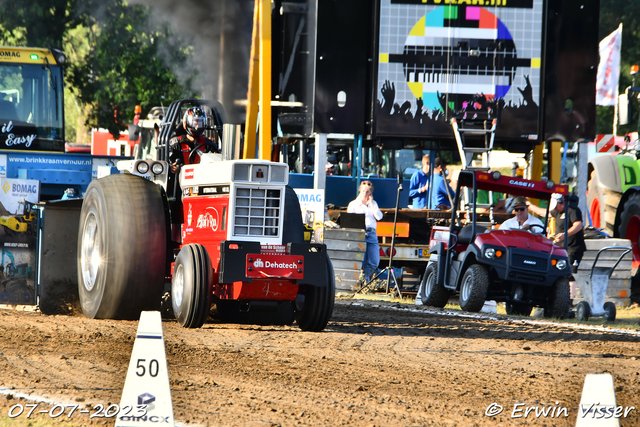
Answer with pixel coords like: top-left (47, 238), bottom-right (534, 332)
top-left (491, 171), bottom-right (501, 180)
top-left (555, 259), bottom-right (567, 270)
top-left (546, 180), bottom-right (555, 189)
top-left (151, 162), bottom-right (164, 175)
top-left (136, 161), bottom-right (149, 174)
top-left (484, 248), bottom-right (496, 259)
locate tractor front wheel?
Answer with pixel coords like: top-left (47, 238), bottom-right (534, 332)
top-left (172, 244), bottom-right (212, 328)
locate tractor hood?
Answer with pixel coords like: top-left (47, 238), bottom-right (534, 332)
top-left (474, 230), bottom-right (567, 256)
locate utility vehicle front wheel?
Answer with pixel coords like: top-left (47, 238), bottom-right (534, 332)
top-left (544, 277), bottom-right (571, 319)
top-left (459, 264), bottom-right (488, 312)
top-left (420, 263), bottom-right (449, 308)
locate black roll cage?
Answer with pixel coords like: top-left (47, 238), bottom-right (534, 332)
top-left (156, 99), bottom-right (227, 199)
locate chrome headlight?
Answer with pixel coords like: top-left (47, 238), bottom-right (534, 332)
top-left (151, 162), bottom-right (164, 175)
top-left (555, 259), bottom-right (567, 270)
top-left (491, 171), bottom-right (501, 180)
top-left (484, 248), bottom-right (496, 259)
top-left (546, 180), bottom-right (555, 189)
top-left (136, 161), bottom-right (149, 174)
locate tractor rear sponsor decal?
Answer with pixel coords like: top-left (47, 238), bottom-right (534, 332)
top-left (246, 254), bottom-right (304, 279)
top-left (184, 168), bottom-right (194, 179)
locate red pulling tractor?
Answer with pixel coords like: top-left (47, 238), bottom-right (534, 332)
top-left (76, 100), bottom-right (334, 331)
top-left (421, 170), bottom-right (573, 317)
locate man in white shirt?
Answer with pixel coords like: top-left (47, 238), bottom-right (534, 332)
top-left (499, 196), bottom-right (544, 232)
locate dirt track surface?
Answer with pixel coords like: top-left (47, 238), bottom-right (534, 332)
top-left (1, 299), bottom-right (640, 426)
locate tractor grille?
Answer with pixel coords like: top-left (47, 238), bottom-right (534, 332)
top-left (233, 187), bottom-right (281, 237)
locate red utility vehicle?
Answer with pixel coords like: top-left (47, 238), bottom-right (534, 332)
top-left (421, 170), bottom-right (572, 317)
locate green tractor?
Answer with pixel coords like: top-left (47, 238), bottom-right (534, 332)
top-left (586, 146), bottom-right (640, 302)
top-left (587, 145), bottom-right (640, 261)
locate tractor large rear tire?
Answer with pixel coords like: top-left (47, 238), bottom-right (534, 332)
top-left (77, 174), bottom-right (167, 320)
top-left (172, 244), bottom-right (212, 328)
top-left (295, 258), bottom-right (335, 332)
top-left (282, 185), bottom-right (304, 244)
top-left (618, 192), bottom-right (640, 243)
top-left (587, 169), bottom-right (621, 237)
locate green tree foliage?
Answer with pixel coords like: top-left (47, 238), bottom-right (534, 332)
top-left (63, 26), bottom-right (93, 143)
top-left (66, 2), bottom-right (197, 138)
top-left (0, 0), bottom-right (95, 48)
top-left (597, 0), bottom-right (640, 135)
top-left (0, 0), bottom-right (198, 140)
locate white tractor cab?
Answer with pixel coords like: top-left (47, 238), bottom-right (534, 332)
top-left (421, 170), bottom-right (573, 318)
top-left (76, 99), bottom-right (334, 331)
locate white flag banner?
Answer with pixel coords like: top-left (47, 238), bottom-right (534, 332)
top-left (596, 24), bottom-right (622, 106)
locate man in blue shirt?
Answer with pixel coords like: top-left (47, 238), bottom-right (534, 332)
top-left (409, 154), bottom-right (434, 209)
top-left (434, 158), bottom-right (455, 209)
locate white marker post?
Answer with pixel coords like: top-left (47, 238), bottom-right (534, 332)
top-left (115, 311), bottom-right (175, 427)
top-left (576, 374), bottom-right (619, 427)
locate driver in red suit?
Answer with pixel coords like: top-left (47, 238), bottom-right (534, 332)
top-left (169, 106), bottom-right (220, 173)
